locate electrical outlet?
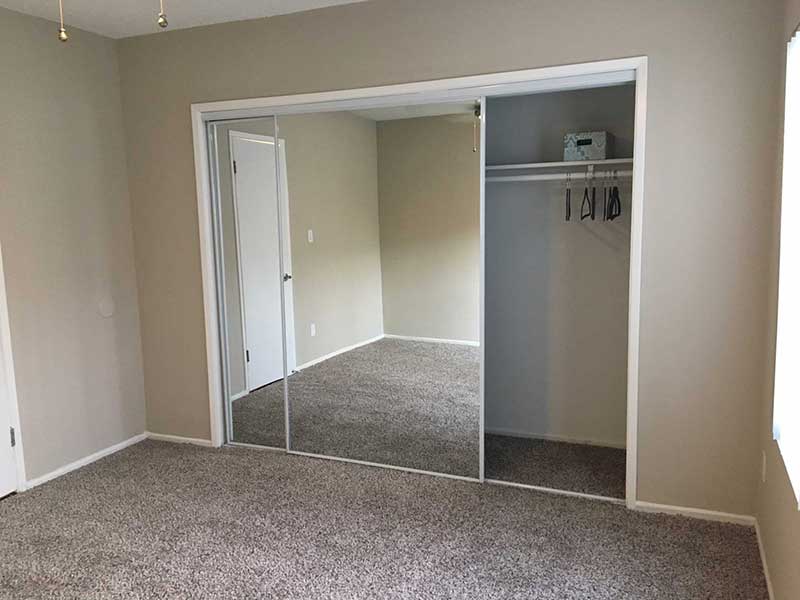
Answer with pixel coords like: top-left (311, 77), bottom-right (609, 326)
top-left (762, 450), bottom-right (767, 483)
top-left (308, 229), bottom-right (314, 243)
top-left (310, 323), bottom-right (316, 337)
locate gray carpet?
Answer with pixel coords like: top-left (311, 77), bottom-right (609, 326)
top-left (0, 441), bottom-right (767, 599)
top-left (231, 379), bottom-right (286, 448)
top-left (233, 338), bottom-right (481, 478)
top-left (485, 435), bottom-right (627, 499)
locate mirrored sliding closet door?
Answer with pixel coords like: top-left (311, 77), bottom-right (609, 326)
top-left (212, 117), bottom-right (289, 449)
top-left (277, 103), bottom-right (482, 477)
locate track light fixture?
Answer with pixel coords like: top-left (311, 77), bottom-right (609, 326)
top-left (57, 0), bottom-right (68, 42)
top-left (56, 0), bottom-right (170, 43)
top-left (157, 0), bottom-right (168, 29)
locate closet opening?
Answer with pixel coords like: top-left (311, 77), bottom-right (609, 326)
top-left (483, 83), bottom-right (635, 501)
top-left (192, 57), bottom-right (646, 507)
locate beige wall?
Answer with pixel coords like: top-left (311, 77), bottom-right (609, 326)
top-left (281, 113), bottom-right (384, 365)
top-left (485, 87), bottom-right (634, 448)
top-left (377, 115), bottom-right (480, 342)
top-left (755, 3), bottom-right (800, 598)
top-left (0, 8), bottom-right (145, 479)
top-left (117, 0), bottom-right (783, 514)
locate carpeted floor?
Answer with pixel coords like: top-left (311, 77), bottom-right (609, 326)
top-left (233, 338), bottom-right (481, 478)
top-left (231, 379), bottom-right (286, 449)
top-left (485, 435), bottom-right (627, 499)
top-left (0, 441), bottom-right (767, 599)
top-left (232, 338), bottom-right (626, 496)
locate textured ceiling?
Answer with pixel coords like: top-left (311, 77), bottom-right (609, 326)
top-left (0, 0), bottom-right (370, 39)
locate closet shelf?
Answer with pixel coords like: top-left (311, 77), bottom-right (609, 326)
top-left (485, 158), bottom-right (633, 184)
top-left (485, 158), bottom-right (633, 172)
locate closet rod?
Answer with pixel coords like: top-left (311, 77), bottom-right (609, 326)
top-left (486, 170), bottom-right (633, 183)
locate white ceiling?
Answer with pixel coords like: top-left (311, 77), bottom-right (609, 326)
top-left (0, 0), bottom-right (370, 39)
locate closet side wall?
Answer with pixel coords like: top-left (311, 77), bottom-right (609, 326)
top-left (485, 87), bottom-right (635, 448)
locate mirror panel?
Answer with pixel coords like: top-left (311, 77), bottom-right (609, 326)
top-left (279, 104), bottom-right (481, 477)
top-left (213, 117), bottom-right (288, 448)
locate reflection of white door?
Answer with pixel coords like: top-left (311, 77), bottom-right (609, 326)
top-left (230, 131), bottom-right (296, 392)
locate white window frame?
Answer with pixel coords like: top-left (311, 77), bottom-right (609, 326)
top-left (773, 29), bottom-right (800, 510)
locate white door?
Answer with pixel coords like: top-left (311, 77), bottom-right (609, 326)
top-left (0, 342), bottom-right (17, 497)
top-left (0, 249), bottom-right (18, 497)
top-left (231, 132), bottom-right (290, 391)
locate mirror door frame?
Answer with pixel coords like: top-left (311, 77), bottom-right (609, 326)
top-left (191, 56), bottom-right (648, 508)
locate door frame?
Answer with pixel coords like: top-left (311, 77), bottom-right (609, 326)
top-left (228, 130), bottom-right (297, 395)
top-left (191, 56), bottom-right (648, 509)
top-left (0, 240), bottom-right (27, 493)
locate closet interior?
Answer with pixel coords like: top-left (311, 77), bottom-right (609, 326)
top-left (484, 84), bottom-right (634, 500)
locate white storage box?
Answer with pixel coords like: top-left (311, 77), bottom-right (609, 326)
top-left (563, 131), bottom-right (613, 161)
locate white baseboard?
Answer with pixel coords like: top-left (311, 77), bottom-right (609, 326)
top-left (145, 431), bottom-right (214, 447)
top-left (25, 432), bottom-right (148, 490)
top-left (755, 520), bottom-right (775, 600)
top-left (289, 333), bottom-right (479, 373)
top-left (230, 390), bottom-right (248, 402)
top-left (383, 334), bottom-right (479, 347)
top-left (295, 334), bottom-right (384, 371)
top-left (485, 427), bottom-right (626, 450)
top-left (634, 500), bottom-right (756, 526)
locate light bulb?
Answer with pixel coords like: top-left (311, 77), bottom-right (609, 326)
top-left (157, 12), bottom-right (168, 28)
top-left (57, 0), bottom-right (68, 42)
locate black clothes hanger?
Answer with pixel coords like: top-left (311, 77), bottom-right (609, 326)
top-left (581, 186), bottom-right (591, 220)
top-left (565, 173), bottom-right (572, 221)
top-left (608, 171), bottom-right (622, 221)
top-left (609, 187), bottom-right (622, 220)
top-left (580, 171), bottom-right (596, 221)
